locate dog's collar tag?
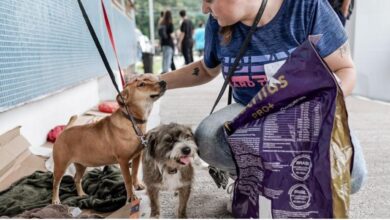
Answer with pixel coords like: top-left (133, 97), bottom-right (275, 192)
top-left (167, 167), bottom-right (178, 174)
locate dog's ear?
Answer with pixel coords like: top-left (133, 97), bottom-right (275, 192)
top-left (116, 89), bottom-right (128, 107)
top-left (186, 127), bottom-right (195, 140)
top-left (146, 131), bottom-right (157, 158)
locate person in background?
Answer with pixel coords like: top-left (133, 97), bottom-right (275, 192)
top-left (328, 0), bottom-right (354, 26)
top-left (158, 10), bottom-right (175, 74)
top-left (171, 33), bottom-right (177, 71)
top-left (157, 11), bottom-right (164, 50)
top-left (193, 21), bottom-right (206, 57)
top-left (159, 11), bottom-right (164, 23)
top-left (178, 10), bottom-right (194, 64)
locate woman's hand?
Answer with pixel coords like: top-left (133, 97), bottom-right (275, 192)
top-left (136, 73), bottom-right (160, 82)
top-left (135, 60), bottom-right (220, 91)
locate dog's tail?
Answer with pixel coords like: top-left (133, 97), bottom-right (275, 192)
top-left (65, 115), bottom-right (78, 129)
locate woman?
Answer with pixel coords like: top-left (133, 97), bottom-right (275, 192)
top-left (142, 0), bottom-right (366, 196)
top-left (158, 10), bottom-right (175, 73)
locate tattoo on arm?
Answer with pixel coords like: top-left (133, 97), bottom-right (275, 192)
top-left (339, 42), bottom-right (350, 58)
top-left (192, 67), bottom-right (200, 76)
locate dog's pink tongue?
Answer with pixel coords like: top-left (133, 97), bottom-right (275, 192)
top-left (180, 156), bottom-right (191, 165)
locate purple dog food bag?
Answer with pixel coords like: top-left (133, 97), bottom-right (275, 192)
top-left (224, 39), bottom-right (354, 218)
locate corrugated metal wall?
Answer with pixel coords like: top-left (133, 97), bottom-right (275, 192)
top-left (0, 0), bottom-right (137, 112)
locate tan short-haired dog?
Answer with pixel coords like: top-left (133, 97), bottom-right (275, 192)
top-left (51, 78), bottom-right (166, 205)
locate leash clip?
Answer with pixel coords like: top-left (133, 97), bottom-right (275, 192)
top-left (140, 136), bottom-right (148, 148)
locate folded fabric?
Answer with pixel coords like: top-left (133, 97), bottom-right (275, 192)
top-left (0, 166), bottom-right (126, 217)
top-left (47, 125), bottom-right (66, 143)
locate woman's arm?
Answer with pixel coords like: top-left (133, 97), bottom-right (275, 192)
top-left (139, 60), bottom-right (221, 90)
top-left (323, 41), bottom-right (356, 96)
top-left (341, 0), bottom-right (352, 17)
top-left (161, 60), bottom-right (220, 89)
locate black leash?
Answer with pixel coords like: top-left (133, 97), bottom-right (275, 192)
top-left (207, 0), bottom-right (268, 190)
top-left (77, 0), bottom-right (147, 147)
top-left (210, 0), bottom-right (268, 114)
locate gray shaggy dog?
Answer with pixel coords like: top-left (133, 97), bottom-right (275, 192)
top-left (142, 123), bottom-right (198, 218)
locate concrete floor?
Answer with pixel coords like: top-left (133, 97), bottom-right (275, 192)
top-left (347, 97), bottom-right (390, 218)
top-left (156, 73), bottom-right (390, 218)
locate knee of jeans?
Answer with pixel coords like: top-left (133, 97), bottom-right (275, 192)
top-left (196, 123), bottom-right (223, 163)
top-left (195, 124), bottom-right (235, 173)
top-left (195, 125), bottom-right (211, 157)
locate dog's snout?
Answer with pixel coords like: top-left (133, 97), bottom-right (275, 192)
top-left (159, 80), bottom-right (167, 89)
top-left (181, 146), bottom-right (191, 155)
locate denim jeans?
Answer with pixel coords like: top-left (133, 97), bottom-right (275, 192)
top-left (195, 103), bottom-right (367, 194)
top-left (162, 46), bottom-right (173, 73)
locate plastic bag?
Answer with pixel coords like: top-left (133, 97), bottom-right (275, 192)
top-left (225, 38), bottom-right (353, 218)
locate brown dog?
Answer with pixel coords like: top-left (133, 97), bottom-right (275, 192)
top-left (143, 123), bottom-right (198, 218)
top-left (51, 77), bottom-right (166, 204)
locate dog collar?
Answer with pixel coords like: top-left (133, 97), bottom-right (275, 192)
top-left (121, 110), bottom-right (147, 124)
top-left (167, 167), bottom-right (178, 174)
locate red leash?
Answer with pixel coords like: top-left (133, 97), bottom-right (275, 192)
top-left (101, 2), bottom-right (141, 217)
top-left (101, 0), bottom-right (125, 87)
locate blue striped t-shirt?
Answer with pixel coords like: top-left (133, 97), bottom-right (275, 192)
top-left (204, 0), bottom-right (347, 105)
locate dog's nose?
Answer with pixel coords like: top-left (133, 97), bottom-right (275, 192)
top-left (159, 80), bottom-right (167, 89)
top-left (181, 147), bottom-right (191, 155)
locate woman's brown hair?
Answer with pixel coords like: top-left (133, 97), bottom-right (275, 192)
top-left (161, 10), bottom-right (172, 25)
top-left (219, 25), bottom-right (234, 45)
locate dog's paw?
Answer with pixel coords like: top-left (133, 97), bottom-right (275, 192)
top-left (127, 194), bottom-right (139, 203)
top-left (78, 192), bottom-right (88, 197)
top-left (150, 213), bottom-right (160, 219)
top-left (133, 182), bottom-right (146, 190)
top-left (52, 199), bottom-right (61, 205)
top-left (178, 213), bottom-right (187, 219)
top-left (77, 189), bottom-right (88, 197)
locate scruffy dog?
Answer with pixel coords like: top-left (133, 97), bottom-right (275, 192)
top-left (51, 78), bottom-right (166, 205)
top-left (143, 123), bottom-right (198, 218)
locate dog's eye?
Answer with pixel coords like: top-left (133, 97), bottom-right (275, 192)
top-left (138, 82), bottom-right (145, 87)
top-left (184, 134), bottom-right (192, 139)
top-left (165, 136), bottom-right (173, 143)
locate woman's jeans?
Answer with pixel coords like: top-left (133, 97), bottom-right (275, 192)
top-left (162, 46), bottom-right (173, 73)
top-left (195, 103), bottom-right (367, 194)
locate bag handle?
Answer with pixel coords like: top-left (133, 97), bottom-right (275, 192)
top-left (210, 0), bottom-right (268, 114)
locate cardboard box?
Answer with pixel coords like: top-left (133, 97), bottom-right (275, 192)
top-left (0, 126), bottom-right (46, 191)
top-left (0, 126), bottom-right (30, 178)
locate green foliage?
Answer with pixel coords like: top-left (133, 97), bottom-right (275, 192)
top-left (134, 0), bottom-right (207, 39)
